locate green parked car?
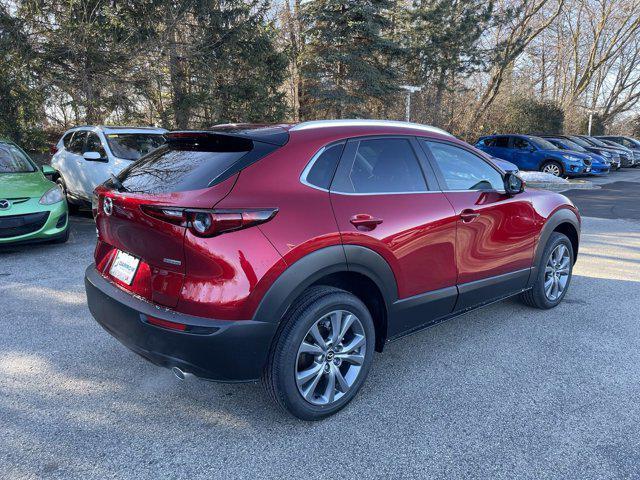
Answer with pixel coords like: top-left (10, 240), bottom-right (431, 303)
top-left (0, 140), bottom-right (69, 245)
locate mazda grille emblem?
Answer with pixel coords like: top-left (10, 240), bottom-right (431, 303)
top-left (103, 197), bottom-right (113, 216)
top-left (0, 199), bottom-right (10, 210)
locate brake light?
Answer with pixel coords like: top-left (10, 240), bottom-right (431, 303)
top-left (140, 206), bottom-right (188, 226)
top-left (187, 209), bottom-right (277, 237)
top-left (140, 206), bottom-right (278, 237)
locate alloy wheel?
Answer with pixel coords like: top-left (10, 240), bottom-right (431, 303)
top-left (544, 244), bottom-right (570, 301)
top-left (542, 164), bottom-right (562, 176)
top-left (295, 310), bottom-right (366, 406)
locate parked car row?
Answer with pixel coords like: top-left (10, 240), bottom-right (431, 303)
top-left (475, 133), bottom-right (640, 177)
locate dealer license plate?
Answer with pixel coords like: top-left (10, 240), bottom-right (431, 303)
top-left (109, 250), bottom-right (140, 285)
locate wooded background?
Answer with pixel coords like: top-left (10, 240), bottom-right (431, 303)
top-left (2, 0), bottom-right (640, 152)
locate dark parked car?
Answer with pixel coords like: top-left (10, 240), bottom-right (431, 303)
top-left (85, 120), bottom-right (580, 420)
top-left (475, 134), bottom-right (591, 177)
top-left (575, 135), bottom-right (635, 167)
top-left (540, 135), bottom-right (623, 170)
top-left (544, 137), bottom-right (611, 175)
top-left (597, 135), bottom-right (640, 153)
top-left (597, 138), bottom-right (640, 166)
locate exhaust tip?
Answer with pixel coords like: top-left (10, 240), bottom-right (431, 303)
top-left (172, 366), bottom-right (187, 380)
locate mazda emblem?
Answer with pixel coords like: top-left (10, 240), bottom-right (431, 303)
top-left (0, 199), bottom-right (10, 210)
top-left (103, 197), bottom-right (113, 216)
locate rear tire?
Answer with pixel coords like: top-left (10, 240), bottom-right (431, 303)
top-left (521, 232), bottom-right (573, 309)
top-left (262, 286), bottom-right (375, 421)
top-left (541, 161), bottom-right (563, 177)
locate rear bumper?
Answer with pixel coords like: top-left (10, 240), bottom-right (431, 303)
top-left (84, 265), bottom-right (277, 382)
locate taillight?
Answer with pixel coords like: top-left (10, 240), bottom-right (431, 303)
top-left (140, 206), bottom-right (188, 226)
top-left (141, 206), bottom-right (278, 237)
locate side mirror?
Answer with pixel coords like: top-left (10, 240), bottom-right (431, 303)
top-left (83, 151), bottom-right (105, 162)
top-left (504, 172), bottom-right (525, 195)
top-left (41, 165), bottom-right (56, 176)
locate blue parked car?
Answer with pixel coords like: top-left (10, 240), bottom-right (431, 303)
top-left (544, 137), bottom-right (610, 175)
top-left (475, 134), bottom-right (591, 177)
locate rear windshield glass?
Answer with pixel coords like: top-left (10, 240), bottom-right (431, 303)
top-left (117, 147), bottom-right (248, 193)
top-left (106, 133), bottom-right (166, 161)
top-left (0, 144), bottom-right (36, 173)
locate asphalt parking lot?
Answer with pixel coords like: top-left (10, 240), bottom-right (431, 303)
top-left (2, 172), bottom-right (640, 479)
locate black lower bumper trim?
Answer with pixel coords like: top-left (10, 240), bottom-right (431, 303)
top-left (84, 265), bottom-right (277, 382)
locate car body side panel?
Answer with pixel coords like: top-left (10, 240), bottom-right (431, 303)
top-left (215, 139), bottom-right (344, 268)
top-left (443, 190), bottom-right (541, 285)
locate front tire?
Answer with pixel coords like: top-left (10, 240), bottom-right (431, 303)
top-left (262, 286), bottom-right (375, 421)
top-left (541, 161), bottom-right (563, 177)
top-left (56, 177), bottom-right (79, 214)
top-left (521, 232), bottom-right (574, 309)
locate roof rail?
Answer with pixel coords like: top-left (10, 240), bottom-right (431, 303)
top-left (290, 119), bottom-right (453, 137)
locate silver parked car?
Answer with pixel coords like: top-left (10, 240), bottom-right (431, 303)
top-left (51, 126), bottom-right (167, 209)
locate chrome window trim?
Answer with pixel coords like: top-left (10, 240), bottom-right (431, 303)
top-left (299, 145), bottom-right (331, 192)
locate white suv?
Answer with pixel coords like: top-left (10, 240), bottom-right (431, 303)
top-left (51, 126), bottom-right (167, 210)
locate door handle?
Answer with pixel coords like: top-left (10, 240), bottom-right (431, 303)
top-left (460, 209), bottom-right (480, 223)
top-left (350, 214), bottom-right (384, 231)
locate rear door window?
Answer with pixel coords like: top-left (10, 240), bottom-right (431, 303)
top-left (62, 132), bottom-right (74, 149)
top-left (485, 136), bottom-right (509, 148)
top-left (68, 131), bottom-right (87, 154)
top-left (512, 137), bottom-right (531, 150)
top-left (331, 137), bottom-right (427, 194)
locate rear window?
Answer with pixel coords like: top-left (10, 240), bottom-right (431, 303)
top-left (106, 133), bottom-right (166, 161)
top-left (303, 143), bottom-right (344, 190)
top-left (115, 133), bottom-right (275, 194)
top-left (484, 137), bottom-right (509, 148)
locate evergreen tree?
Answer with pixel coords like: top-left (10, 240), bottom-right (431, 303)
top-left (300, 0), bottom-right (401, 119)
top-left (0, 4), bottom-right (46, 148)
top-left (406, 0), bottom-right (493, 125)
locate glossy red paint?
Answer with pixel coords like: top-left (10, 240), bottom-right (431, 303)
top-left (442, 190), bottom-right (540, 284)
top-left (92, 122), bottom-right (579, 327)
top-left (331, 192), bottom-right (458, 297)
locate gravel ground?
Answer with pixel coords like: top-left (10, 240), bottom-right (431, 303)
top-left (1, 205), bottom-right (639, 479)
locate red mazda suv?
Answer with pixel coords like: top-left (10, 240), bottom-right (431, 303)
top-left (85, 120), bottom-right (580, 420)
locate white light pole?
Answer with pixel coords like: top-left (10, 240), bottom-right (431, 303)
top-left (400, 85), bottom-right (422, 122)
top-left (584, 108), bottom-right (599, 136)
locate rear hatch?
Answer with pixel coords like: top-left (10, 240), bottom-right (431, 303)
top-left (94, 128), bottom-right (287, 307)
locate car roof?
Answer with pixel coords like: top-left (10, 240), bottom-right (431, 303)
top-left (289, 119), bottom-right (453, 137)
top-left (184, 120), bottom-right (456, 147)
top-left (66, 125), bottom-right (168, 135)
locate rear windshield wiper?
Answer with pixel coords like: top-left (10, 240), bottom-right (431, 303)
top-left (110, 173), bottom-right (128, 192)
